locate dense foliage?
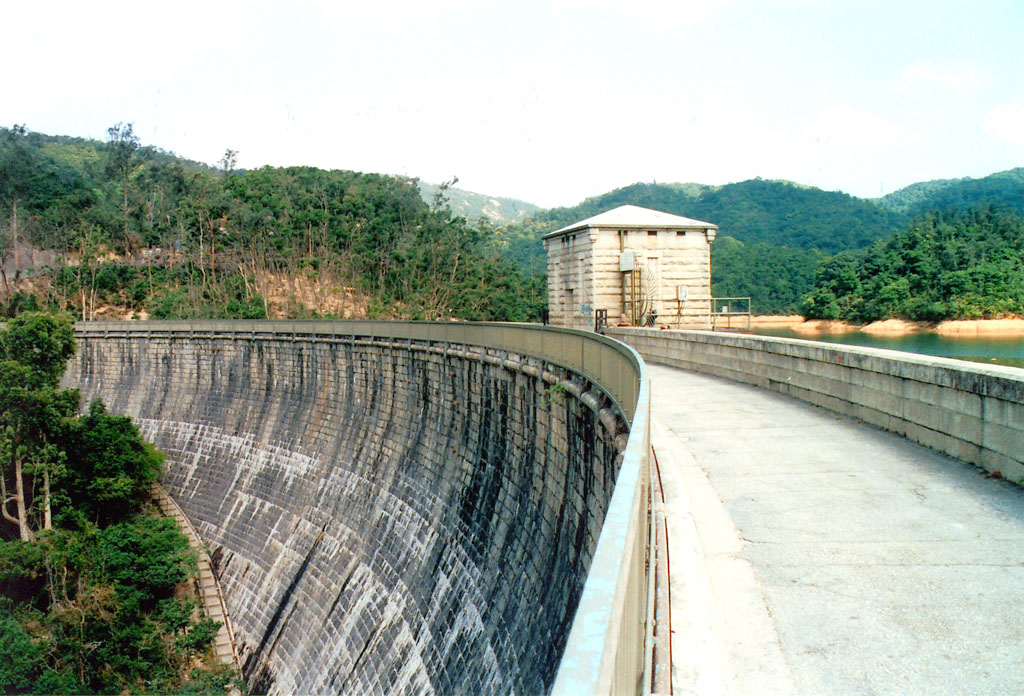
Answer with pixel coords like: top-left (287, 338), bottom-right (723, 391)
top-left (711, 237), bottom-right (826, 315)
top-left (687, 179), bottom-right (906, 252)
top-left (0, 313), bottom-right (237, 694)
top-left (0, 126), bottom-right (543, 322)
top-left (875, 168), bottom-right (1024, 218)
top-left (802, 207), bottom-right (1024, 322)
top-left (5, 125), bottom-right (1023, 321)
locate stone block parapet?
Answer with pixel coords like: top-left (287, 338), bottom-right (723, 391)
top-left (609, 328), bottom-right (1024, 484)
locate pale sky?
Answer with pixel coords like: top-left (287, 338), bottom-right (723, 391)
top-left (4, 0), bottom-right (1023, 208)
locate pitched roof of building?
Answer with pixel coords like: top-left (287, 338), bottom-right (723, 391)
top-left (544, 204), bottom-right (718, 239)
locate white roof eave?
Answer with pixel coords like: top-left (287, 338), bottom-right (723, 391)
top-left (542, 204), bottom-right (718, 239)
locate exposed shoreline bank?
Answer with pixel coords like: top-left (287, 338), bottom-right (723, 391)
top-left (749, 315), bottom-right (1024, 338)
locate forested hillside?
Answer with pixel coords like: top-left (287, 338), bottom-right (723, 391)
top-left (876, 168), bottom-right (1024, 218)
top-left (3, 124), bottom-right (1022, 322)
top-left (688, 179), bottom-right (907, 251)
top-left (802, 207), bottom-right (1024, 322)
top-left (711, 238), bottom-right (826, 315)
top-left (0, 125), bottom-right (543, 322)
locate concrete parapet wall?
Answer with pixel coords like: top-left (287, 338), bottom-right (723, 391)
top-left (66, 321), bottom-right (650, 696)
top-left (608, 328), bottom-right (1024, 485)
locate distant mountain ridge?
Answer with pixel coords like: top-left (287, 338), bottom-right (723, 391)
top-left (418, 181), bottom-right (540, 224)
top-left (495, 166), bottom-right (1024, 268)
top-left (515, 178), bottom-right (907, 255)
top-left (874, 167), bottom-right (1024, 217)
top-left (8, 125), bottom-right (1021, 264)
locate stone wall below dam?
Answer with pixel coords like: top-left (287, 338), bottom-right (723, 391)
top-left (66, 321), bottom-right (641, 695)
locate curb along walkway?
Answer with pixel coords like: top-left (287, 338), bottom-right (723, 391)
top-left (651, 364), bottom-right (1024, 696)
top-left (153, 484), bottom-right (241, 671)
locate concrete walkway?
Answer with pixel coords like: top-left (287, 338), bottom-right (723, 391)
top-left (650, 364), bottom-right (1024, 696)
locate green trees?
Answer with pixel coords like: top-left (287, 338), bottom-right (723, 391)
top-left (105, 123), bottom-right (150, 257)
top-left (59, 400), bottom-right (163, 528)
top-left (0, 313), bottom-right (235, 694)
top-left (8, 124), bottom-right (1024, 323)
top-left (0, 126), bottom-right (545, 322)
top-left (688, 179), bottom-right (904, 253)
top-left (711, 237), bottom-right (826, 315)
top-left (0, 125), bottom-right (33, 292)
top-left (801, 207), bottom-right (1024, 322)
top-left (876, 168), bottom-right (1024, 218)
top-left (0, 313), bottom-right (77, 541)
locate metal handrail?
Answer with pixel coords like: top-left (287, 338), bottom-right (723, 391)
top-left (711, 296), bottom-right (753, 331)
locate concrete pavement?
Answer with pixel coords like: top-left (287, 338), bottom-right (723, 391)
top-left (651, 364), bottom-right (1024, 696)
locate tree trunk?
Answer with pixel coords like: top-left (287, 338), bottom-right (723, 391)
top-left (122, 178), bottom-right (131, 258)
top-left (88, 267), bottom-right (95, 321)
top-left (13, 458), bottom-right (33, 542)
top-left (43, 468), bottom-right (51, 531)
top-left (1, 466), bottom-right (21, 533)
top-left (11, 199), bottom-right (19, 275)
top-left (197, 211), bottom-right (208, 290)
top-left (211, 216), bottom-right (219, 288)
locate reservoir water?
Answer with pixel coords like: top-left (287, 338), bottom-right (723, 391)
top-left (752, 329), bottom-right (1024, 369)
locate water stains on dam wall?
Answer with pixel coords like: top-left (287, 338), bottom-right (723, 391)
top-left (67, 323), bottom-right (630, 695)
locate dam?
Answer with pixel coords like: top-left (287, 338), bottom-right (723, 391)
top-left (67, 321), bottom-right (651, 696)
top-left (67, 320), bottom-right (1024, 695)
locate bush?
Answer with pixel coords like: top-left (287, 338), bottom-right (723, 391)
top-left (98, 515), bottom-right (195, 614)
top-left (0, 603), bottom-right (44, 693)
top-left (60, 400), bottom-right (164, 527)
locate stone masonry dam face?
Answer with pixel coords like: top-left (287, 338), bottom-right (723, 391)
top-left (67, 322), bottom-right (632, 695)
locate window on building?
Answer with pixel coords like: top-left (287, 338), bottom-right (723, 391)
top-left (677, 230), bottom-right (686, 236)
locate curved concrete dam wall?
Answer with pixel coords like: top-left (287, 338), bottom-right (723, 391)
top-left (610, 327), bottom-right (1024, 484)
top-left (67, 321), bottom-right (652, 695)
